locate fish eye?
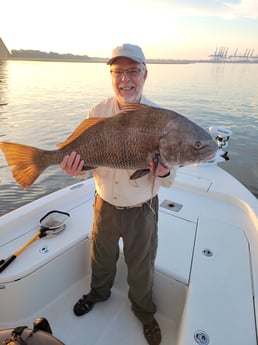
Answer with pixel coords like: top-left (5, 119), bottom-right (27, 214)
top-left (194, 141), bottom-right (203, 149)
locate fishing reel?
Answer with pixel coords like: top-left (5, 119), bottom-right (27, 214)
top-left (208, 126), bottom-right (232, 162)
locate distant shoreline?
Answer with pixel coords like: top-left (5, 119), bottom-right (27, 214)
top-left (1, 57), bottom-right (193, 64)
top-left (0, 44), bottom-right (257, 64)
top-left (1, 57), bottom-right (258, 64)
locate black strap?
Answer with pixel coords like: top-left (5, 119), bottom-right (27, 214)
top-left (4, 326), bottom-right (28, 345)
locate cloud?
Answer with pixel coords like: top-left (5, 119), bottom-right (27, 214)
top-left (226, 0), bottom-right (258, 18)
top-left (157, 0), bottom-right (258, 18)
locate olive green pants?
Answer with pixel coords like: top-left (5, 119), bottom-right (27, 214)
top-left (88, 194), bottom-right (159, 324)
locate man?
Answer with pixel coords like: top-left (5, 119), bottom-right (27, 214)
top-left (60, 43), bottom-right (173, 345)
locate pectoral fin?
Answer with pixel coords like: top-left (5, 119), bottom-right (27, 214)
top-left (130, 169), bottom-right (150, 180)
top-left (129, 153), bottom-right (161, 180)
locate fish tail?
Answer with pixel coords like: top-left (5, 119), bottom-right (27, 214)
top-left (0, 142), bottom-right (48, 189)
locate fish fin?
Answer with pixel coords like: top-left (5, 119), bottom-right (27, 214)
top-left (118, 103), bottom-right (150, 114)
top-left (130, 169), bottom-right (150, 180)
top-left (57, 117), bottom-right (105, 148)
top-left (0, 142), bottom-right (47, 189)
top-left (129, 153), bottom-right (161, 180)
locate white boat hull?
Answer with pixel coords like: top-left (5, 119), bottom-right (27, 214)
top-left (0, 164), bottom-right (257, 344)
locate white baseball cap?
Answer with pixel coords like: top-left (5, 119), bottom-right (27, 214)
top-left (107, 43), bottom-right (146, 65)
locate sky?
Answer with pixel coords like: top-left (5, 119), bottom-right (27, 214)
top-left (1, 0), bottom-right (258, 60)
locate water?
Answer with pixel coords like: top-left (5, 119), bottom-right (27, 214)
top-left (0, 60), bottom-right (257, 216)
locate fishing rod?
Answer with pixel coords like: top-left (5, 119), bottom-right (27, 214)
top-left (0, 210), bottom-right (70, 273)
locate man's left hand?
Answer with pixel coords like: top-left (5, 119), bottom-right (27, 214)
top-left (149, 161), bottom-right (170, 177)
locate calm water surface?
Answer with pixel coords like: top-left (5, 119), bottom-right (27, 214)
top-left (0, 60), bottom-right (257, 216)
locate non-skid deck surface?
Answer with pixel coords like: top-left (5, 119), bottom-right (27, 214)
top-left (36, 262), bottom-right (179, 345)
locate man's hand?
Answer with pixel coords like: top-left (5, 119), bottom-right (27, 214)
top-left (149, 161), bottom-right (171, 177)
top-left (59, 152), bottom-right (84, 177)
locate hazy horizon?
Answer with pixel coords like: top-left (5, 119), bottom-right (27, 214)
top-left (1, 0), bottom-right (258, 60)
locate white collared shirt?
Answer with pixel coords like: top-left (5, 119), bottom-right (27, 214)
top-left (81, 96), bottom-right (175, 207)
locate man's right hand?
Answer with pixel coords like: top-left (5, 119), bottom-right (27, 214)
top-left (59, 152), bottom-right (85, 177)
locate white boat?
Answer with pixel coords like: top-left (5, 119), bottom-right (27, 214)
top-left (0, 129), bottom-right (257, 345)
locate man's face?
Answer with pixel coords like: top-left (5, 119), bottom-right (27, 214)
top-left (110, 57), bottom-right (147, 108)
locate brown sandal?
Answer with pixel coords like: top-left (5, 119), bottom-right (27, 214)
top-left (143, 318), bottom-right (161, 345)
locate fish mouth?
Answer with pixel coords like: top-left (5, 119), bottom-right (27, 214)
top-left (180, 151), bottom-right (217, 167)
top-left (203, 151), bottom-right (217, 162)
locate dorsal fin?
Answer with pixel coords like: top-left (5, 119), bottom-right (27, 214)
top-left (118, 103), bottom-right (150, 114)
top-left (57, 117), bottom-right (104, 148)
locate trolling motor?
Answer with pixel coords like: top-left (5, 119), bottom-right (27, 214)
top-left (208, 126), bottom-right (232, 162)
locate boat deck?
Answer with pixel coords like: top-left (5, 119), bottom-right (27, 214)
top-left (1, 164), bottom-right (258, 344)
top-left (39, 256), bottom-right (182, 345)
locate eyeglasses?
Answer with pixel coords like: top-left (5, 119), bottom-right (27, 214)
top-left (110, 68), bottom-right (142, 78)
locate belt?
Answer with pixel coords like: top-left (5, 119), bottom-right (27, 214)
top-left (99, 195), bottom-right (154, 210)
top-left (114, 198), bottom-right (157, 217)
top-left (114, 203), bottom-right (144, 210)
